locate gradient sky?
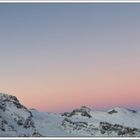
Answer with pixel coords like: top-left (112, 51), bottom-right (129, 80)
top-left (0, 4), bottom-right (140, 112)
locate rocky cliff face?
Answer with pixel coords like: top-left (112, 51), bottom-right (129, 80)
top-left (0, 93), bottom-right (41, 136)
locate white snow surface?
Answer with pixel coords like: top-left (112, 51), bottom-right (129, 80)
top-left (30, 107), bottom-right (140, 136)
top-left (0, 93), bottom-right (140, 137)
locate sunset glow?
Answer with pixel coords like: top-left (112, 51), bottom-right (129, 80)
top-left (0, 4), bottom-right (140, 112)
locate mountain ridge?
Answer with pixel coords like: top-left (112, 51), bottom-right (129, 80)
top-left (0, 92), bottom-right (140, 137)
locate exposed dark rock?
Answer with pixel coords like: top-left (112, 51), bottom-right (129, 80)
top-left (2, 120), bottom-right (8, 125)
top-left (24, 117), bottom-right (35, 128)
top-left (17, 120), bottom-right (23, 125)
top-left (108, 109), bottom-right (118, 114)
top-left (61, 112), bottom-right (71, 117)
top-left (62, 106), bottom-right (92, 118)
top-left (62, 118), bottom-right (88, 130)
top-left (32, 132), bottom-right (42, 137)
top-left (0, 104), bottom-right (6, 111)
top-left (0, 119), bottom-right (7, 132)
top-left (127, 109), bottom-right (137, 114)
top-left (100, 122), bottom-right (112, 130)
top-left (99, 122), bottom-right (140, 136)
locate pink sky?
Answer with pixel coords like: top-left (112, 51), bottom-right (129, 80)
top-left (1, 64), bottom-right (140, 113)
top-left (1, 4), bottom-right (140, 112)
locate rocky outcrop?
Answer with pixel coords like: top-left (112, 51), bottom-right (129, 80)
top-left (62, 118), bottom-right (140, 137)
top-left (108, 109), bottom-right (118, 114)
top-left (99, 122), bottom-right (140, 136)
top-left (62, 118), bottom-right (88, 130)
top-left (62, 106), bottom-right (92, 118)
top-left (108, 107), bottom-right (138, 115)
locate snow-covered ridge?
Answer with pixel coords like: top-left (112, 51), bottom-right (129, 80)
top-left (0, 93), bottom-right (140, 137)
top-left (0, 93), bottom-right (41, 136)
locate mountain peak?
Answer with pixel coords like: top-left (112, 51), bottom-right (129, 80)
top-left (62, 106), bottom-right (92, 118)
top-left (0, 92), bottom-right (41, 136)
top-left (0, 92), bottom-right (19, 103)
top-left (0, 92), bottom-right (23, 111)
top-left (108, 107), bottom-right (137, 114)
top-left (0, 93), bottom-right (139, 137)
top-left (107, 107), bottom-right (125, 114)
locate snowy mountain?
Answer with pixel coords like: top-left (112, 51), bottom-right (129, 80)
top-left (0, 93), bottom-right (140, 137)
top-left (0, 93), bottom-right (41, 137)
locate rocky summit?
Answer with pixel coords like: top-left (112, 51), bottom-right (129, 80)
top-left (0, 93), bottom-right (41, 137)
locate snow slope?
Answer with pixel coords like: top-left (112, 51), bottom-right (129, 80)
top-left (0, 93), bottom-right (140, 137)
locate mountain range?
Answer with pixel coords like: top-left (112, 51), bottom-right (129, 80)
top-left (0, 92), bottom-right (140, 137)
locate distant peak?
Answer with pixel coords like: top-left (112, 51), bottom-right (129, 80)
top-left (108, 107), bottom-right (125, 114)
top-left (62, 106), bottom-right (92, 118)
top-left (108, 107), bottom-right (137, 114)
